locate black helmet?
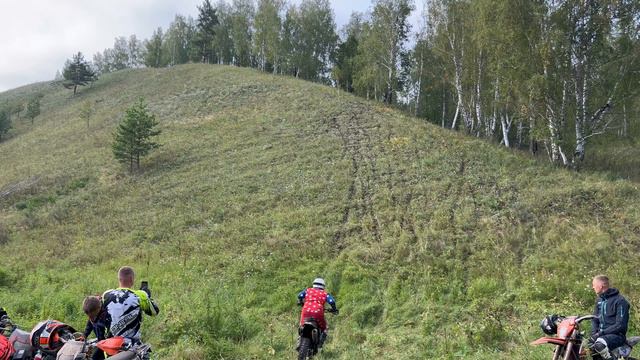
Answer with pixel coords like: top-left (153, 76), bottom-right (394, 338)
top-left (540, 314), bottom-right (562, 335)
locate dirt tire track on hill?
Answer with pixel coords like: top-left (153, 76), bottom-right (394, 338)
top-left (381, 133), bottom-right (418, 244)
top-left (325, 106), bottom-right (382, 250)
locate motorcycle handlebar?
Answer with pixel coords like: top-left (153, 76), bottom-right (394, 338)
top-left (576, 315), bottom-right (596, 323)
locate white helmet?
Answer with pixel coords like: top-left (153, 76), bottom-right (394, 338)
top-left (312, 278), bottom-right (326, 289)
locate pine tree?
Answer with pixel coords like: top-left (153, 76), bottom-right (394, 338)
top-left (195, 0), bottom-right (219, 63)
top-left (62, 52), bottom-right (97, 95)
top-left (112, 99), bottom-right (161, 173)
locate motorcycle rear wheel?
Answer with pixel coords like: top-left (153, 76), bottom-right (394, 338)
top-left (298, 337), bottom-right (312, 360)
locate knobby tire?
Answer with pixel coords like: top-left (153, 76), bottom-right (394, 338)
top-left (298, 337), bottom-right (312, 360)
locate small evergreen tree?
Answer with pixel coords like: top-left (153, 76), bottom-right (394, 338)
top-left (26, 95), bottom-right (41, 125)
top-left (112, 99), bottom-right (161, 172)
top-left (0, 108), bottom-right (11, 141)
top-left (63, 52), bottom-right (97, 95)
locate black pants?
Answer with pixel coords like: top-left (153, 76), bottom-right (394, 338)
top-left (91, 350), bottom-right (105, 360)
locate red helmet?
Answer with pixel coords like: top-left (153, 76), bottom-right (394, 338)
top-left (29, 320), bottom-right (76, 355)
top-left (0, 334), bottom-right (15, 360)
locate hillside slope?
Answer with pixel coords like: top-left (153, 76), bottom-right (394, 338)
top-left (1, 64), bottom-right (639, 359)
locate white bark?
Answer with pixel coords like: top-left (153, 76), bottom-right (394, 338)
top-left (415, 51), bottom-right (424, 116)
top-left (474, 51), bottom-right (483, 136)
top-left (487, 78), bottom-right (498, 138)
top-left (500, 113), bottom-right (512, 148)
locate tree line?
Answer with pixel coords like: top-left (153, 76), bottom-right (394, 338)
top-left (4, 0), bottom-right (639, 169)
top-left (85, 0), bottom-right (639, 168)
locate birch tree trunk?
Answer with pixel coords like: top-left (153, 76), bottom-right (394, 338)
top-left (501, 113), bottom-right (512, 148)
top-left (474, 51), bottom-right (483, 136)
top-left (415, 51), bottom-right (424, 116)
top-left (451, 49), bottom-right (467, 130)
top-left (487, 78), bottom-right (498, 139)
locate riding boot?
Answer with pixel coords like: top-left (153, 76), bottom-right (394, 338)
top-left (319, 331), bottom-right (327, 349)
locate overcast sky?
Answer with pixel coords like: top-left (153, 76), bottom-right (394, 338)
top-left (0, 0), bottom-right (424, 93)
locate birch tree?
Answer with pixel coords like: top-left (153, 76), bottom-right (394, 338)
top-left (230, 0), bottom-right (255, 67)
top-left (254, 0), bottom-right (283, 72)
top-left (367, 0), bottom-right (414, 104)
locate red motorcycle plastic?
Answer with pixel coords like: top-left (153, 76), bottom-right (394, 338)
top-left (531, 314), bottom-right (640, 360)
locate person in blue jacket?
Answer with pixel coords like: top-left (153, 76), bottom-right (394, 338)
top-left (590, 275), bottom-right (630, 360)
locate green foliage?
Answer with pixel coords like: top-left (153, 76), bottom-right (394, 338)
top-left (62, 52), bottom-right (97, 95)
top-left (25, 95), bottom-right (42, 124)
top-left (112, 98), bottom-right (161, 172)
top-left (253, 0), bottom-right (283, 72)
top-left (281, 0), bottom-right (338, 81)
top-left (15, 195), bottom-right (56, 212)
top-left (79, 100), bottom-right (94, 129)
top-left (0, 268), bottom-right (10, 287)
top-left (229, 0), bottom-right (255, 67)
top-left (144, 27), bottom-right (166, 68)
top-left (0, 107), bottom-right (10, 141)
top-left (162, 15), bottom-right (196, 66)
top-left (194, 0), bottom-right (220, 63)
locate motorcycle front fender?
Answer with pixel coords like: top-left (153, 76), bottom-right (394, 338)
top-left (531, 337), bottom-right (568, 346)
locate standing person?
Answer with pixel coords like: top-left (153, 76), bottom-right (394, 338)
top-left (589, 275), bottom-right (630, 360)
top-left (82, 296), bottom-right (108, 360)
top-left (102, 266), bottom-right (160, 344)
top-left (297, 278), bottom-right (338, 349)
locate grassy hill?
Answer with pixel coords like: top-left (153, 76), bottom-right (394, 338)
top-left (1, 64), bottom-right (639, 359)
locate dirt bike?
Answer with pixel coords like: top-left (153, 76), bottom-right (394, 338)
top-left (1, 316), bottom-right (76, 360)
top-left (297, 308), bottom-right (337, 360)
top-left (1, 314), bottom-right (35, 360)
top-left (531, 314), bottom-right (640, 360)
top-left (56, 336), bottom-right (151, 360)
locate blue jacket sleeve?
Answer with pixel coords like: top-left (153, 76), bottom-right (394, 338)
top-left (297, 290), bottom-right (307, 304)
top-left (326, 294), bottom-right (337, 311)
top-left (601, 299), bottom-right (630, 336)
top-left (83, 320), bottom-right (94, 338)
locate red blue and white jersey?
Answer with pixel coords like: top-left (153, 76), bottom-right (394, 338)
top-left (298, 287), bottom-right (337, 331)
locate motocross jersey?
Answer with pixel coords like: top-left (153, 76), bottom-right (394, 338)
top-left (298, 288), bottom-right (337, 331)
top-left (102, 288), bottom-right (158, 342)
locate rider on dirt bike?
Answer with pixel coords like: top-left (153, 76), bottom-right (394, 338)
top-left (102, 266), bottom-right (159, 344)
top-left (297, 278), bottom-right (338, 350)
top-left (590, 275), bottom-right (630, 360)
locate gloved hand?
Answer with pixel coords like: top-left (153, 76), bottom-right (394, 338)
top-left (297, 299), bottom-right (304, 306)
top-left (140, 282), bottom-right (151, 298)
top-left (589, 332), bottom-right (600, 345)
top-left (0, 307), bottom-right (6, 318)
top-left (334, 309), bottom-right (339, 315)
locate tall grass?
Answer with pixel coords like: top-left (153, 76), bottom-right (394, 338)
top-left (1, 64), bottom-right (639, 359)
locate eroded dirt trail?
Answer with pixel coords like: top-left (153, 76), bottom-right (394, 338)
top-left (324, 105), bottom-right (419, 251)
